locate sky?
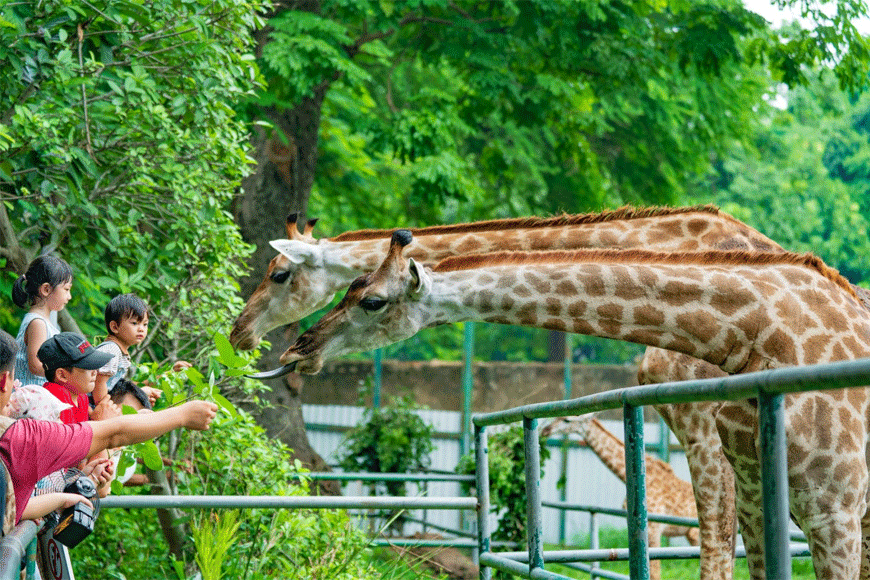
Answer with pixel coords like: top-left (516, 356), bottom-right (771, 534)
top-left (744, 0), bottom-right (870, 34)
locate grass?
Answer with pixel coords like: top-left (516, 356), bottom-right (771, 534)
top-left (367, 546), bottom-right (451, 579)
top-left (542, 528), bottom-right (816, 580)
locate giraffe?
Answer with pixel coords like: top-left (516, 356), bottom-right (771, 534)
top-left (228, 206), bottom-right (789, 580)
top-left (541, 415), bottom-right (700, 580)
top-left (273, 231), bottom-right (870, 580)
top-left (229, 205), bottom-right (782, 351)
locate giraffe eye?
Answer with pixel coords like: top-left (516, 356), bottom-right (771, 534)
top-left (270, 270), bottom-right (291, 284)
top-left (359, 297), bottom-right (388, 312)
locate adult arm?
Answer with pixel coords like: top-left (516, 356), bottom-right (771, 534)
top-left (87, 400), bottom-right (217, 457)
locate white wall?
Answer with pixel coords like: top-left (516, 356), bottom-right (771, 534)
top-left (302, 404), bottom-right (690, 545)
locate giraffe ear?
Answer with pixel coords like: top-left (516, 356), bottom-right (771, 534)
top-left (407, 258), bottom-right (430, 298)
top-left (269, 239), bottom-right (320, 266)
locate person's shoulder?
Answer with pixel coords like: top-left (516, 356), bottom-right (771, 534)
top-left (96, 341), bottom-right (122, 356)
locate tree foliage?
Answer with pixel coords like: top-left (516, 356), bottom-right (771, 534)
top-left (253, 0), bottom-right (870, 234)
top-left (689, 68), bottom-right (870, 287)
top-left (0, 0), bottom-right (263, 362)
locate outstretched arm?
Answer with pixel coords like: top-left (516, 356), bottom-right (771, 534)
top-left (22, 493), bottom-right (93, 521)
top-left (87, 400), bottom-right (217, 458)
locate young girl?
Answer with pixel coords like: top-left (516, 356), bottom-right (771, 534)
top-left (11, 255), bottom-right (73, 387)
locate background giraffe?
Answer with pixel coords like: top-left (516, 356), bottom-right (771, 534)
top-left (232, 205), bottom-right (784, 580)
top-left (541, 415), bottom-right (700, 580)
top-left (279, 234), bottom-right (870, 580)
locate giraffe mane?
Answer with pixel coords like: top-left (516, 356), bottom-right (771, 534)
top-left (433, 249), bottom-right (859, 300)
top-left (329, 205), bottom-right (724, 241)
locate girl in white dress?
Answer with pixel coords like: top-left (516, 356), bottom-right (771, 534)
top-left (11, 255), bottom-right (73, 387)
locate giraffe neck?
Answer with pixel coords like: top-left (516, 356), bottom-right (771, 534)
top-left (414, 250), bottom-right (870, 374)
top-left (580, 419), bottom-right (631, 482)
top-left (316, 207), bottom-right (783, 286)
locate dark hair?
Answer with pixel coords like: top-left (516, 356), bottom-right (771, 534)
top-left (12, 255), bottom-right (73, 308)
top-left (0, 330), bottom-right (18, 375)
top-left (104, 293), bottom-right (149, 335)
top-left (109, 378), bottom-right (152, 410)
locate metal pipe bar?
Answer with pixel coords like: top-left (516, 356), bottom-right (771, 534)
top-left (623, 404), bottom-right (649, 580)
top-left (0, 521), bottom-right (38, 580)
top-left (759, 390), bottom-right (791, 578)
top-left (474, 357), bottom-right (870, 427)
top-left (542, 501), bottom-right (700, 527)
top-left (524, 417), bottom-right (545, 573)
top-left (496, 543), bottom-right (811, 563)
top-left (558, 561), bottom-right (629, 580)
top-left (101, 495), bottom-right (477, 510)
top-left (301, 472), bottom-right (475, 483)
top-left (475, 424), bottom-right (492, 580)
top-left (478, 552), bottom-right (573, 579)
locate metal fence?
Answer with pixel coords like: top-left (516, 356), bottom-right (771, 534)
top-left (473, 356), bottom-right (870, 579)
top-left (4, 356), bottom-right (870, 579)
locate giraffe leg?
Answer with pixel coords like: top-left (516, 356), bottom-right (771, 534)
top-left (715, 399), bottom-right (766, 580)
top-left (654, 401), bottom-right (736, 580)
top-left (860, 503), bottom-right (870, 579)
top-left (791, 488), bottom-right (863, 580)
top-left (648, 523), bottom-right (662, 580)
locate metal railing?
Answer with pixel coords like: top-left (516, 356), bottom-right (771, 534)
top-left (5, 357), bottom-right (869, 579)
top-left (473, 356), bottom-right (870, 579)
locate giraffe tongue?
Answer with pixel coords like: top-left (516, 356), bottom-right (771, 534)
top-left (245, 362), bottom-right (298, 380)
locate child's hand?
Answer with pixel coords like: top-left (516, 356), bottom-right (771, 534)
top-left (142, 386), bottom-right (163, 406)
top-left (172, 360), bottom-right (192, 373)
top-left (181, 401), bottom-right (218, 430)
top-left (58, 493), bottom-right (93, 511)
top-left (86, 460), bottom-right (115, 485)
top-left (90, 397), bottom-right (121, 421)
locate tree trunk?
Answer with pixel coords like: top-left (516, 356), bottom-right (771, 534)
top-left (233, 34), bottom-right (338, 493)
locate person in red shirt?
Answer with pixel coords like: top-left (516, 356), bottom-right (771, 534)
top-left (0, 329), bottom-right (217, 532)
top-left (37, 333), bottom-right (118, 424)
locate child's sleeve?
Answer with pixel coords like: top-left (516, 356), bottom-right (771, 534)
top-left (96, 343), bottom-right (119, 376)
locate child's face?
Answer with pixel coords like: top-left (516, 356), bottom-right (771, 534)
top-left (63, 367), bottom-right (97, 395)
top-left (44, 279), bottom-right (73, 311)
top-left (113, 314), bottom-right (149, 348)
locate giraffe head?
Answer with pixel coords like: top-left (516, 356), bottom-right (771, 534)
top-left (540, 416), bottom-right (591, 439)
top-left (229, 214), bottom-right (337, 350)
top-left (278, 229), bottom-right (430, 374)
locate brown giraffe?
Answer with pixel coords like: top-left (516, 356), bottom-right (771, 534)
top-left (541, 415), bottom-right (700, 580)
top-left (229, 205), bottom-right (781, 350)
top-left (274, 232), bottom-right (870, 580)
top-left (228, 206), bottom-right (786, 580)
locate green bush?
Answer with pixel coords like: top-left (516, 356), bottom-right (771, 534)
top-left (338, 393), bottom-right (434, 533)
top-left (457, 424), bottom-right (550, 545)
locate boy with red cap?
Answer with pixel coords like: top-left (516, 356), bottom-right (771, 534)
top-left (0, 329), bottom-right (216, 532)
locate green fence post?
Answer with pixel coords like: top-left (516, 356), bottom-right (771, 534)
top-left (758, 390), bottom-right (791, 579)
top-left (372, 348), bottom-right (382, 409)
top-left (461, 322), bottom-right (475, 458)
top-left (624, 403), bottom-right (650, 580)
top-left (475, 425), bottom-right (492, 580)
top-left (523, 416), bottom-right (545, 574)
top-left (559, 334), bottom-right (572, 545)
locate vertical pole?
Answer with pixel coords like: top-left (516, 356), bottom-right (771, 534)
top-left (373, 348), bottom-right (382, 409)
top-left (524, 416), bottom-right (544, 574)
top-left (461, 322), bottom-right (475, 458)
top-left (657, 416), bottom-right (670, 462)
top-left (758, 390), bottom-right (791, 579)
top-left (559, 334), bottom-right (572, 544)
top-left (590, 511), bottom-right (600, 579)
top-left (475, 425), bottom-right (492, 580)
top-left (624, 403), bottom-right (650, 580)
